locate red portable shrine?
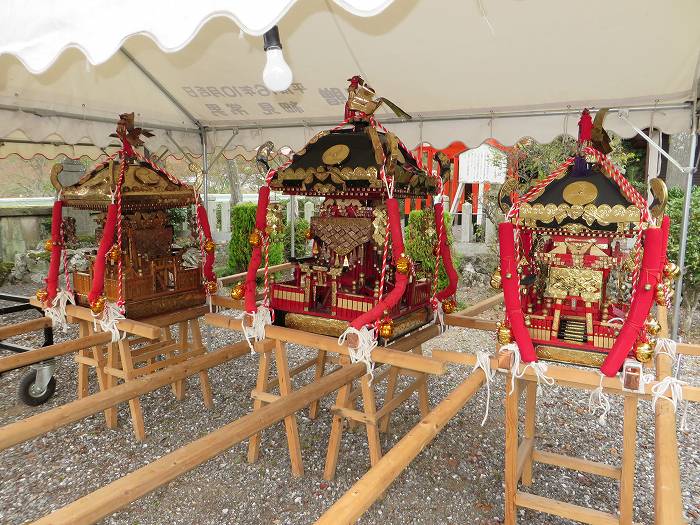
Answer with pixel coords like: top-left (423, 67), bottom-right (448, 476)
top-left (241, 77), bottom-right (457, 352)
top-left (37, 113), bottom-right (215, 330)
top-left (494, 109), bottom-right (673, 377)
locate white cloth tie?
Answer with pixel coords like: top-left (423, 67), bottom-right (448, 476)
top-left (240, 306), bottom-right (271, 353)
top-left (45, 290), bottom-right (75, 333)
top-left (651, 375), bottom-right (689, 432)
top-left (588, 372), bottom-right (613, 425)
top-left (473, 350), bottom-right (496, 426)
top-left (506, 343), bottom-right (554, 396)
top-left (339, 326), bottom-right (377, 379)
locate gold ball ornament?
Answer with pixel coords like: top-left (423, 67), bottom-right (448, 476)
top-left (108, 245), bottom-right (121, 263)
top-left (634, 341), bottom-right (654, 363)
top-left (664, 262), bottom-right (680, 279)
top-left (395, 254), bottom-right (411, 274)
top-left (205, 280), bottom-right (218, 294)
top-left (442, 299), bottom-right (457, 314)
top-left (204, 238), bottom-right (216, 253)
top-left (378, 319), bottom-right (394, 339)
top-left (90, 296), bottom-right (106, 315)
top-left (655, 283), bottom-right (666, 305)
top-left (230, 282), bottom-right (245, 300)
top-left (496, 321), bottom-right (513, 345)
top-left (248, 230), bottom-right (262, 248)
top-left (305, 229), bottom-right (313, 240)
top-left (35, 289), bottom-right (49, 303)
top-left (44, 239), bottom-right (54, 252)
top-left (490, 267), bottom-right (502, 289)
top-left (646, 318), bottom-right (661, 336)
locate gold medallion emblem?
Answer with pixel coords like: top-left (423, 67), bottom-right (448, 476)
top-left (322, 144), bottom-right (350, 166)
top-left (562, 181), bottom-right (598, 205)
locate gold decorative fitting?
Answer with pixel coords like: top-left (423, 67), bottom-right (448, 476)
top-left (646, 318), bottom-right (661, 336)
top-left (644, 283), bottom-right (652, 291)
top-left (305, 229), bottom-right (313, 240)
top-left (205, 280), bottom-right (218, 294)
top-left (664, 262), bottom-right (680, 279)
top-left (35, 289), bottom-right (49, 302)
top-left (649, 177), bottom-right (668, 220)
top-left (204, 239), bottom-right (216, 253)
top-left (544, 267), bottom-right (603, 303)
top-left (395, 254), bottom-right (411, 274)
top-left (230, 282), bottom-right (245, 300)
top-left (496, 321), bottom-right (513, 345)
top-left (44, 239), bottom-right (54, 252)
top-left (90, 296), bottom-right (106, 314)
top-left (442, 299), bottom-right (457, 314)
top-left (378, 319), bottom-right (394, 339)
top-left (248, 230), bottom-right (262, 248)
top-left (489, 266), bottom-right (502, 290)
top-left (518, 202), bottom-right (640, 227)
top-left (322, 144), bottom-right (350, 166)
top-left (107, 245), bottom-right (121, 263)
top-left (562, 181), bottom-right (598, 205)
top-left (634, 341), bottom-right (653, 363)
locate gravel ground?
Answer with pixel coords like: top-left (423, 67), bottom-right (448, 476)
top-left (0, 283), bottom-right (698, 525)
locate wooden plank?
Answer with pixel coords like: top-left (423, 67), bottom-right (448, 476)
top-left (504, 373), bottom-right (519, 525)
top-left (444, 315), bottom-right (499, 331)
top-left (522, 382), bottom-right (537, 485)
top-left (619, 395), bottom-right (638, 525)
top-left (0, 340), bottom-right (259, 452)
top-left (515, 492), bottom-right (618, 525)
top-left (360, 374), bottom-right (382, 466)
top-left (247, 343), bottom-right (272, 464)
top-left (677, 342), bottom-right (700, 357)
top-left (533, 450), bottom-right (621, 480)
top-left (141, 306), bottom-right (208, 328)
top-left (430, 349), bottom-right (700, 401)
top-left (204, 313), bottom-right (444, 375)
top-left (32, 363), bottom-right (365, 525)
top-left (265, 356), bottom-right (317, 390)
top-left (452, 292), bottom-right (503, 317)
top-left (219, 262), bottom-right (294, 285)
top-left (29, 299), bottom-right (160, 339)
top-left (324, 355), bottom-right (353, 481)
top-left (0, 317), bottom-right (52, 340)
top-left (250, 390), bottom-right (279, 403)
top-left (315, 369), bottom-right (486, 525)
top-left (0, 332), bottom-right (112, 373)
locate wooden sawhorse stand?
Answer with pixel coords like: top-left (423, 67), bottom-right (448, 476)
top-left (323, 343), bottom-right (431, 480)
top-left (76, 305), bottom-right (213, 441)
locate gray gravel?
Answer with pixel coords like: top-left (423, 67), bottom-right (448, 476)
top-left (0, 284), bottom-right (698, 525)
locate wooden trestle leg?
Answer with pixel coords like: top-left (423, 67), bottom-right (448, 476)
top-left (504, 373), bottom-right (519, 525)
top-left (308, 350), bottom-right (327, 419)
top-left (324, 355), bottom-right (353, 481)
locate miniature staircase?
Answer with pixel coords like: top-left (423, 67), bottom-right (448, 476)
top-left (558, 319), bottom-right (587, 343)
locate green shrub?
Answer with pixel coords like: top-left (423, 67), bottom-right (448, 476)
top-left (0, 262), bottom-right (13, 286)
top-left (404, 209), bottom-right (461, 291)
top-left (228, 202), bottom-right (283, 275)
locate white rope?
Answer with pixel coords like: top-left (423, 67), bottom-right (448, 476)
top-left (506, 343), bottom-right (554, 396)
top-left (339, 325), bottom-right (377, 379)
top-left (654, 338), bottom-right (677, 363)
top-left (95, 302), bottom-right (125, 343)
top-left (473, 350), bottom-right (496, 426)
top-left (651, 375), bottom-right (689, 432)
top-left (44, 290), bottom-right (75, 333)
top-left (588, 372), bottom-right (612, 425)
top-left (240, 306), bottom-right (272, 354)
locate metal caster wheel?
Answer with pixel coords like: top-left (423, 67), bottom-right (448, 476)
top-left (18, 368), bottom-right (56, 406)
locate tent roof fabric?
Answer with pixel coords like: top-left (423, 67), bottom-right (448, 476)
top-left (0, 1), bottom-right (698, 154)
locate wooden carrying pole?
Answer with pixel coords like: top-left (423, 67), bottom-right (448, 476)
top-left (0, 332), bottom-right (112, 373)
top-left (315, 368), bottom-right (487, 525)
top-left (32, 363), bottom-right (365, 525)
top-left (0, 340), bottom-right (257, 451)
top-left (0, 317), bottom-right (52, 340)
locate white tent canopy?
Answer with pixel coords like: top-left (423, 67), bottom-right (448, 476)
top-left (0, 0), bottom-right (698, 156)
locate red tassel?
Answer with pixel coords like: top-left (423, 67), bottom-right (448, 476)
top-left (244, 186), bottom-right (271, 313)
top-left (88, 204), bottom-right (118, 304)
top-left (498, 222), bottom-right (537, 362)
top-left (351, 199), bottom-right (407, 329)
top-left (45, 201), bottom-right (63, 302)
top-left (196, 204), bottom-right (216, 283)
top-left (578, 109), bottom-right (593, 142)
top-left (601, 226), bottom-right (666, 376)
top-left (433, 202), bottom-right (458, 301)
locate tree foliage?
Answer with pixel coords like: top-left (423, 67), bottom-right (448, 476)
top-left (227, 203), bottom-right (284, 275)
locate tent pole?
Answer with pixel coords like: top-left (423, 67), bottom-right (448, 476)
top-left (290, 195), bottom-right (296, 259)
top-left (618, 112), bottom-right (687, 172)
top-left (671, 109), bottom-right (699, 341)
top-left (165, 131), bottom-right (199, 166)
top-left (207, 130), bottom-right (239, 167)
top-left (201, 127), bottom-right (209, 208)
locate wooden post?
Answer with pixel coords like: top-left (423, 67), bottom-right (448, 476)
top-left (308, 350), bottom-right (327, 419)
top-left (504, 373), bottom-right (520, 525)
top-left (248, 343), bottom-right (272, 464)
top-left (315, 369), bottom-right (486, 525)
top-left (654, 305), bottom-right (684, 524)
top-left (521, 381), bottom-right (537, 486)
top-left (324, 355), bottom-right (353, 481)
top-left (32, 364), bottom-right (364, 525)
top-left (360, 374), bottom-right (382, 466)
top-left (619, 394), bottom-right (638, 525)
top-left (274, 340), bottom-right (304, 477)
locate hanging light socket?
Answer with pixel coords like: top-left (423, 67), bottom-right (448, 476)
top-left (262, 25), bottom-right (293, 92)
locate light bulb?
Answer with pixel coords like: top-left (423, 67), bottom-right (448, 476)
top-left (263, 48), bottom-right (293, 92)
